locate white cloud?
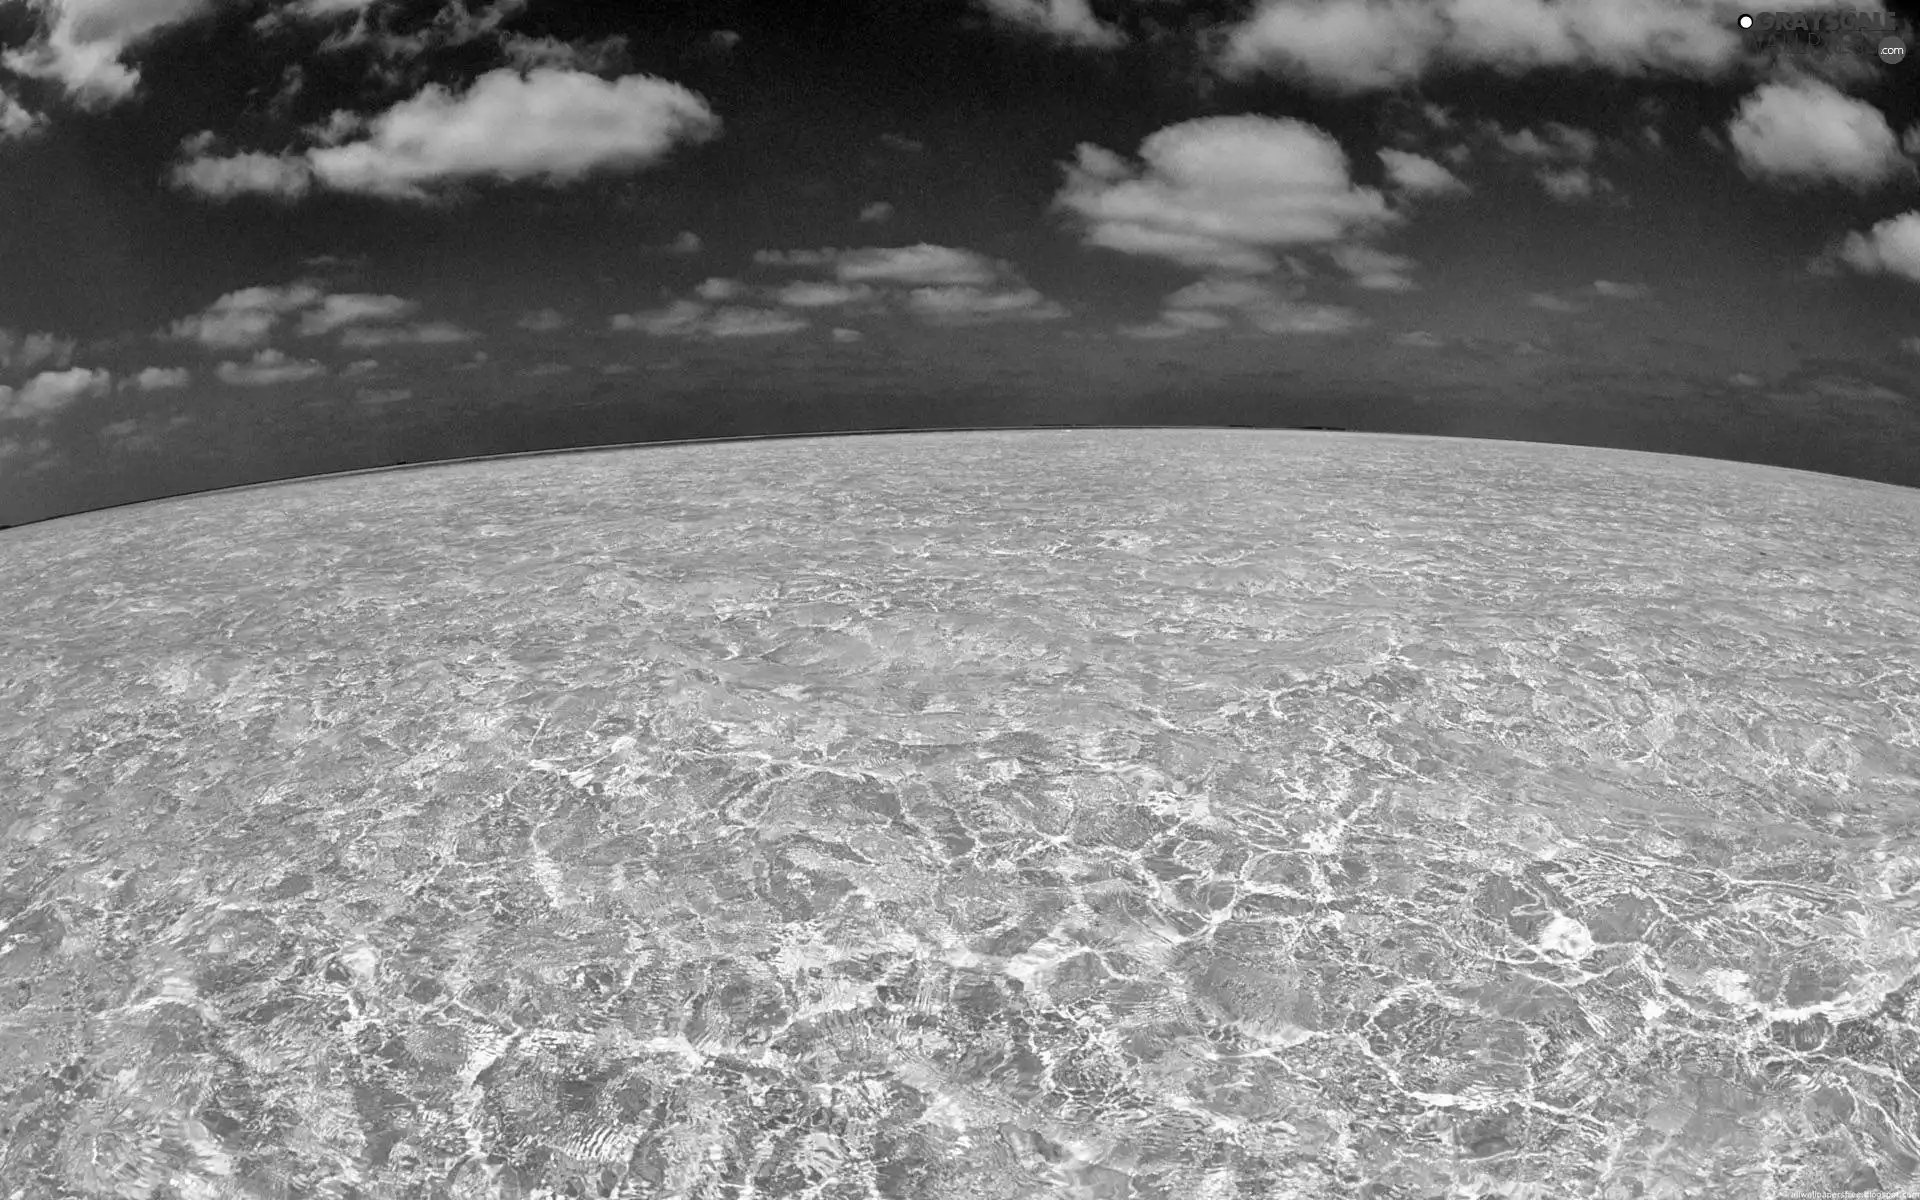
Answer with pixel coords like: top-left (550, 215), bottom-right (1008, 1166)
top-left (0, 90), bottom-right (48, 140)
top-left (1119, 309), bottom-right (1233, 339)
top-left (1487, 121), bottom-right (1599, 163)
top-left (310, 69), bottom-right (717, 200)
top-left (339, 320), bottom-right (478, 347)
top-left (169, 151), bottom-right (314, 201)
top-left (1527, 291), bottom-right (1585, 312)
top-left (772, 281), bottom-right (873, 308)
top-left (611, 301), bottom-right (808, 339)
top-left (517, 308), bottom-right (571, 331)
top-left (1592, 280), bottom-right (1651, 299)
top-left (0, 330), bottom-right (76, 370)
top-left (1327, 244), bottom-right (1417, 290)
top-left (500, 32), bottom-right (630, 73)
top-left (1835, 211), bottom-right (1920, 284)
top-left (858, 201), bottom-right (894, 223)
top-left (1729, 79), bottom-right (1918, 191)
top-left (341, 358), bottom-right (380, 377)
top-left (694, 277), bottom-right (745, 301)
top-left (905, 286), bottom-right (1067, 325)
top-left (1377, 148), bottom-right (1468, 196)
top-left (976, 0), bottom-right (1124, 48)
top-left (1727, 371), bottom-right (1763, 387)
top-left (297, 293), bottom-right (417, 335)
top-left (1221, 0), bottom-right (1747, 94)
top-left (129, 366), bottom-right (190, 390)
top-left (176, 69), bottom-right (719, 203)
top-left (1395, 329), bottom-right (1446, 347)
top-left (3, 0), bottom-right (215, 109)
top-left (215, 349), bottom-right (326, 386)
top-left (1054, 117), bottom-right (1399, 275)
top-left (0, 366), bottom-right (110, 418)
top-left (357, 387), bottom-right (414, 405)
top-left (666, 230), bottom-right (702, 254)
top-left (831, 328), bottom-right (863, 342)
top-left (168, 283), bottom-right (324, 349)
top-left (1537, 166), bottom-right (1596, 201)
top-left (1134, 276), bottom-right (1366, 336)
top-left (829, 244), bottom-right (1002, 286)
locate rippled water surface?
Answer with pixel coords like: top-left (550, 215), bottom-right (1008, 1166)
top-left (2, 430), bottom-right (1918, 1198)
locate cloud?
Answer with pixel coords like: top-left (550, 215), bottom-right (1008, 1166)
top-left (0, 90), bottom-right (48, 140)
top-left (1487, 121), bottom-right (1599, 163)
top-left (905, 286), bottom-right (1067, 325)
top-left (1900, 336), bottom-right (1920, 357)
top-left (339, 320), bottom-right (478, 347)
top-left (500, 33), bottom-right (630, 73)
top-left (1377, 148), bottom-right (1468, 196)
top-left (1592, 280), bottom-right (1651, 299)
top-left (976, 0), bottom-right (1124, 48)
top-left (1395, 329), bottom-right (1446, 347)
top-left (771, 281), bottom-right (874, 308)
top-left (1527, 292), bottom-right (1585, 312)
top-left (611, 301), bottom-right (809, 339)
top-left (1729, 79), bottom-right (1918, 191)
top-left (859, 201), bottom-right (894, 223)
top-left (517, 308), bottom-right (570, 331)
top-left (1537, 166), bottom-right (1596, 201)
top-left (311, 0), bottom-right (530, 60)
top-left (2, 0), bottom-right (215, 109)
top-left (168, 283), bottom-right (324, 349)
top-left (694, 277), bottom-right (745, 301)
top-left (174, 69), bottom-right (720, 203)
top-left (1327, 244), bottom-right (1417, 290)
top-left (828, 244), bottom-right (1003, 286)
top-left (1833, 211), bottom-right (1920, 284)
top-left (0, 366), bottom-right (110, 418)
top-left (1129, 277), bottom-right (1366, 337)
top-left (879, 133), bottom-right (925, 153)
top-left (1220, 0), bottom-right (1745, 94)
top-left (0, 330), bottom-right (76, 370)
top-left (296, 293), bottom-right (418, 335)
top-left (169, 151), bottom-right (315, 201)
top-left (1054, 117), bottom-right (1399, 275)
top-left (128, 366), bottom-right (190, 390)
top-left (215, 349), bottom-right (326, 386)
top-left (357, 387), bottom-right (414, 405)
top-left (831, 328), bottom-right (863, 343)
top-left (665, 230), bottom-right (703, 254)
top-left (341, 358), bottom-right (380, 377)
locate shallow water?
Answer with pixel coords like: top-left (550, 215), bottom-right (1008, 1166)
top-left (2, 430), bottom-right (1917, 1198)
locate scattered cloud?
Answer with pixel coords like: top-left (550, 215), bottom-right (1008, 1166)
top-left (1377, 148), bottom-right (1468, 196)
top-left (905, 286), bottom-right (1067, 325)
top-left (128, 366), bottom-right (190, 390)
top-left (500, 32), bottom-right (630, 73)
top-left (859, 201), bottom-right (895, 223)
top-left (831, 328), bottom-right (864, 343)
top-left (665, 230), bottom-right (703, 255)
top-left (1119, 309), bottom-right (1233, 339)
top-left (879, 133), bottom-right (925, 153)
top-left (1728, 371), bottom-right (1763, 387)
top-left (517, 308), bottom-right (571, 332)
top-left (1220, 0), bottom-right (1745, 94)
top-left (1327, 244), bottom-right (1417, 290)
top-left (1395, 329), bottom-right (1446, 348)
top-left (339, 320), bottom-right (479, 347)
top-left (1728, 78), bottom-right (1919, 191)
top-left (976, 0), bottom-right (1124, 48)
top-left (0, 366), bottom-right (111, 419)
top-left (172, 69), bottom-right (720, 203)
top-left (215, 349), bottom-right (326, 386)
top-left (296, 293), bottom-right (418, 336)
top-left (1486, 120), bottom-right (1599, 164)
top-left (1527, 292), bottom-right (1585, 313)
top-left (829, 244), bottom-right (1002, 286)
top-left (341, 359), bottom-right (380, 377)
top-left (694, 277), bottom-right (746, 301)
top-left (1832, 211), bottom-right (1920, 285)
top-left (0, 90), bottom-right (48, 140)
top-left (611, 301), bottom-right (809, 339)
top-left (2, 0), bottom-right (216, 109)
top-left (1054, 116), bottom-right (1399, 275)
top-left (1537, 166), bottom-right (1596, 201)
top-left (521, 362), bottom-right (572, 377)
top-left (1899, 336), bottom-right (1920, 357)
top-left (0, 330), bottom-right (76, 370)
top-left (1126, 277), bottom-right (1365, 338)
top-left (1592, 280), bottom-right (1651, 299)
top-left (771, 281), bottom-right (875, 308)
top-left (168, 284), bottom-right (324, 349)
top-left (169, 151), bottom-right (315, 201)
top-left (356, 386), bottom-right (414, 405)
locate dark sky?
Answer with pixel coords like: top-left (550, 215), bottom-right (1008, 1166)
top-left (1, 0), bottom-right (1917, 526)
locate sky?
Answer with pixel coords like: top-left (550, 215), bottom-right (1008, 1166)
top-left (0, 0), bottom-right (1917, 526)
